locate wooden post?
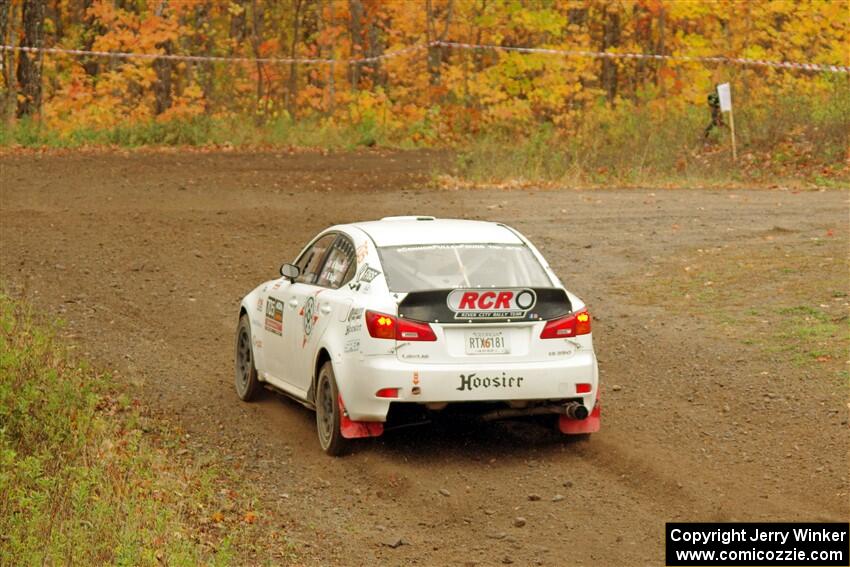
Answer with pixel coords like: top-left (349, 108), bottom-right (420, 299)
top-left (716, 83), bottom-right (736, 162)
top-left (728, 105), bottom-right (737, 162)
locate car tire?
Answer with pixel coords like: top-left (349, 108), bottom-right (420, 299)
top-left (315, 361), bottom-right (350, 456)
top-left (235, 314), bottom-right (262, 401)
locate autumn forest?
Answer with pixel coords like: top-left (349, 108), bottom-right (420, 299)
top-left (0, 0), bottom-right (847, 184)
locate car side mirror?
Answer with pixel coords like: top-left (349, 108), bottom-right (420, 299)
top-left (280, 263), bottom-right (300, 281)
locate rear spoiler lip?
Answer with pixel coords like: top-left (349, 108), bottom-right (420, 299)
top-left (397, 287), bottom-right (572, 324)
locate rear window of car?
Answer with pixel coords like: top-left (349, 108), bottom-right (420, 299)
top-left (378, 243), bottom-right (552, 293)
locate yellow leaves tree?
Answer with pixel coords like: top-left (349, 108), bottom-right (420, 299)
top-left (8, 0), bottom-right (847, 140)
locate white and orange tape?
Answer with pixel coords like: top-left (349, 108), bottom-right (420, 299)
top-left (1, 40), bottom-right (847, 74)
top-left (435, 41), bottom-right (850, 74)
top-left (0, 42), bottom-right (424, 65)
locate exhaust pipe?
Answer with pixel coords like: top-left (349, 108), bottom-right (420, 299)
top-left (481, 402), bottom-right (589, 422)
top-left (564, 402), bottom-right (589, 420)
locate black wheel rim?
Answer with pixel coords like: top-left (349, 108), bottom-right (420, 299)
top-left (317, 373), bottom-right (334, 448)
top-left (236, 327), bottom-right (252, 393)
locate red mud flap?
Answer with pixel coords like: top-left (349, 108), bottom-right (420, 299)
top-left (338, 395), bottom-right (384, 439)
top-left (559, 403), bottom-right (601, 435)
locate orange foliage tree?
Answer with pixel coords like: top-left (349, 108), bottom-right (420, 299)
top-left (1, 0), bottom-right (846, 141)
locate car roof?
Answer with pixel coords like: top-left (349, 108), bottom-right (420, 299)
top-left (349, 217), bottom-right (525, 247)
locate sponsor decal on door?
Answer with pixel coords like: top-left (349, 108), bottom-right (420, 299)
top-left (264, 296), bottom-right (284, 335)
top-left (299, 295), bottom-right (320, 347)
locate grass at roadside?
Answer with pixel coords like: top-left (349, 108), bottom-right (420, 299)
top-left (0, 114), bottom-right (400, 151)
top-left (448, 82), bottom-right (850, 190)
top-left (631, 232), bottom-right (849, 381)
top-left (0, 294), bottom-right (293, 565)
top-left (2, 84), bottom-right (847, 191)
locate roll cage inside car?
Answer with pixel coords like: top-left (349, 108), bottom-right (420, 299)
top-left (292, 231), bottom-right (357, 289)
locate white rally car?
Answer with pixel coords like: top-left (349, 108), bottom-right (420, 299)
top-left (235, 216), bottom-right (600, 455)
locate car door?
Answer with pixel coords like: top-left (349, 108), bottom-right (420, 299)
top-left (263, 233), bottom-right (336, 392)
top-left (260, 276), bottom-right (294, 385)
top-left (285, 234), bottom-right (357, 393)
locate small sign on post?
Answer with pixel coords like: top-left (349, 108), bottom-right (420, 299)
top-left (716, 83), bottom-right (737, 161)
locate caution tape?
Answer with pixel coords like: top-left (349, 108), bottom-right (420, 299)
top-left (434, 41), bottom-right (850, 74)
top-left (1, 40), bottom-right (846, 74)
top-left (0, 43), bottom-right (426, 65)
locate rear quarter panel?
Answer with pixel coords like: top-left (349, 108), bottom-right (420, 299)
top-left (313, 228), bottom-right (399, 402)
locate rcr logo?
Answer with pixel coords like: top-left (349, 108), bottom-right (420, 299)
top-left (447, 288), bottom-right (536, 318)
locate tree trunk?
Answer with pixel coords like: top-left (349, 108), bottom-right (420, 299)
top-left (80, 0), bottom-right (103, 77)
top-left (230, 1), bottom-right (247, 42)
top-left (227, 0), bottom-right (249, 116)
top-left (472, 20), bottom-right (484, 73)
top-left (152, 0), bottom-right (174, 115)
top-left (425, 0), bottom-right (453, 86)
top-left (249, 0), bottom-right (266, 121)
top-left (325, 0), bottom-right (335, 114)
top-left (16, 0), bottom-right (46, 118)
top-left (0, 0), bottom-right (15, 102)
top-left (656, 6), bottom-right (666, 96)
top-left (193, 1), bottom-right (215, 114)
top-left (365, 11), bottom-right (386, 87)
top-left (0, 0), bottom-right (17, 119)
top-left (348, 0), bottom-right (364, 90)
top-left (286, 0), bottom-right (303, 119)
top-left (632, 3), bottom-right (647, 99)
top-left (601, 8), bottom-right (620, 103)
top-left (48, 0), bottom-right (61, 39)
top-left (152, 54), bottom-right (173, 115)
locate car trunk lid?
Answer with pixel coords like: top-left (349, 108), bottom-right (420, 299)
top-left (395, 288), bottom-right (571, 364)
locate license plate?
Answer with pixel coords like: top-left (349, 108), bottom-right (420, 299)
top-left (465, 331), bottom-right (510, 355)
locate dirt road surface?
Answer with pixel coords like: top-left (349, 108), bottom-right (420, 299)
top-left (2, 150), bottom-right (847, 566)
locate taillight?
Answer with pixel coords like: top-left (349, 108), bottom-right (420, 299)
top-left (397, 317), bottom-right (437, 341)
top-left (366, 311), bottom-right (396, 339)
top-left (540, 309), bottom-right (591, 339)
top-left (375, 388), bottom-right (400, 398)
top-left (365, 311), bottom-right (437, 341)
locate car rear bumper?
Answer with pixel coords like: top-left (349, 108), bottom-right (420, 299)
top-left (335, 351), bottom-right (598, 421)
